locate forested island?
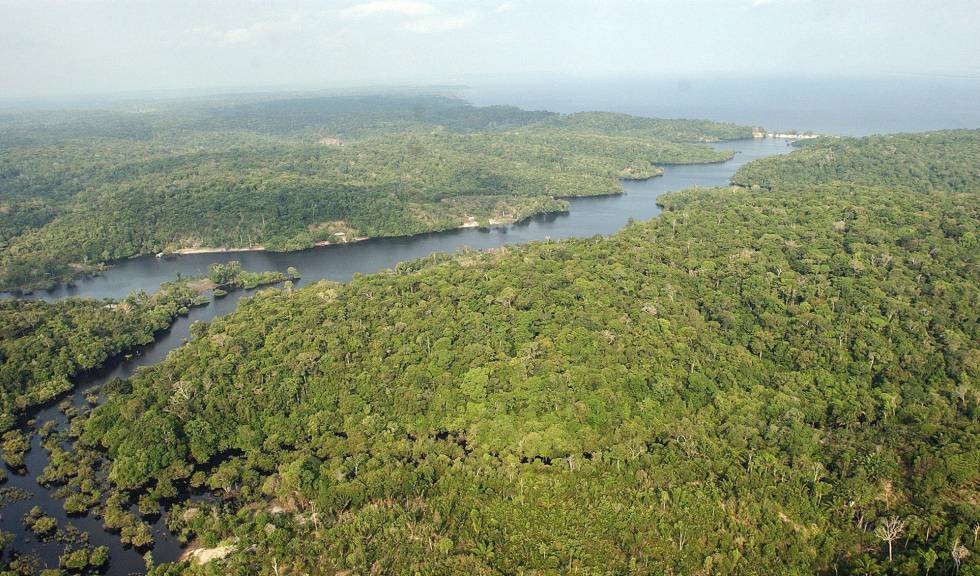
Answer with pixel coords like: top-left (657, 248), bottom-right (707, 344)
top-left (0, 95), bottom-right (752, 293)
top-left (1, 129), bottom-right (973, 574)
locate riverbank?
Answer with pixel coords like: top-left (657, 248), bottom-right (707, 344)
top-left (143, 206), bottom-right (580, 264)
top-left (171, 246), bottom-right (265, 256)
top-left (139, 174), bottom-right (686, 263)
top-left (2, 138), bottom-right (791, 304)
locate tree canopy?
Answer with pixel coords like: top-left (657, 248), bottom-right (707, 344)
top-left (732, 130), bottom-right (980, 193)
top-left (0, 94), bottom-right (752, 292)
top-left (0, 281), bottom-right (203, 438)
top-left (60, 130), bottom-right (980, 574)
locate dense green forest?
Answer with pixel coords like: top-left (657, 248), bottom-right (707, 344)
top-left (542, 111), bottom-right (754, 142)
top-left (0, 282), bottom-right (204, 439)
top-left (731, 130), bottom-right (980, 192)
top-left (22, 130), bottom-right (970, 575)
top-left (0, 264), bottom-right (292, 470)
top-left (0, 94), bottom-right (752, 292)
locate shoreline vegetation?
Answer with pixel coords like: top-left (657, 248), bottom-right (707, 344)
top-left (169, 246), bottom-right (263, 256)
top-left (752, 127), bottom-right (821, 140)
top-left (1, 278), bottom-right (208, 475)
top-left (1, 264), bottom-right (294, 572)
top-left (0, 263), bottom-right (295, 470)
top-left (120, 161), bottom-right (675, 262)
top-left (158, 180), bottom-right (634, 260)
top-left (0, 93), bottom-right (751, 293)
top-left (9, 154), bottom-right (713, 288)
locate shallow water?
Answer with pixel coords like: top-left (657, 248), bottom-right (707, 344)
top-left (1, 137), bottom-right (790, 573)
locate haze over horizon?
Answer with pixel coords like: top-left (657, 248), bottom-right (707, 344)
top-left (2, 0), bottom-right (979, 100)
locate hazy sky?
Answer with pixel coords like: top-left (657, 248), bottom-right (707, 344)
top-left (2, 0), bottom-right (978, 98)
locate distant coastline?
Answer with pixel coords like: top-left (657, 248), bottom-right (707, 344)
top-left (753, 127), bottom-right (820, 140)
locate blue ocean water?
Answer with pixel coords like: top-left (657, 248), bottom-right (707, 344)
top-left (463, 74), bottom-right (980, 136)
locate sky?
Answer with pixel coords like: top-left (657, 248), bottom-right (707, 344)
top-left (1, 0), bottom-right (978, 99)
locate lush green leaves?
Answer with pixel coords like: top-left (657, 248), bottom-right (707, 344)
top-left (0, 279), bottom-right (202, 438)
top-left (78, 131), bottom-right (979, 573)
top-left (0, 94), bottom-right (747, 291)
top-left (732, 130), bottom-right (980, 192)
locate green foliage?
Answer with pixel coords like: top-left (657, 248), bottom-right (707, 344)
top-left (57, 550), bottom-right (88, 571)
top-left (23, 506), bottom-right (57, 538)
top-left (55, 544), bottom-right (108, 572)
top-left (207, 261), bottom-right (289, 290)
top-left (541, 110), bottom-right (754, 142)
top-left (0, 429), bottom-right (29, 469)
top-left (100, 492), bottom-right (155, 548)
top-left (0, 94), bottom-right (747, 291)
top-left (0, 486), bottom-right (31, 506)
top-left (207, 261), bottom-right (242, 286)
top-left (0, 530), bottom-right (14, 555)
top-left (732, 129), bottom-right (980, 192)
top-left (0, 279), bottom-right (203, 435)
top-left (88, 546), bottom-right (109, 568)
top-left (77, 131), bottom-right (979, 573)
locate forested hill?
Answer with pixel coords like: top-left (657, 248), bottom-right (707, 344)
top-left (0, 94), bottom-right (752, 145)
top-left (541, 110), bottom-right (752, 142)
top-left (72, 131), bottom-right (979, 574)
top-left (732, 129), bottom-right (980, 192)
top-left (0, 94), bottom-right (554, 146)
top-left (0, 94), bottom-right (754, 293)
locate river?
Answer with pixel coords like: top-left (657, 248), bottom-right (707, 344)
top-left (1, 136), bottom-right (790, 573)
top-left (20, 138), bottom-right (790, 303)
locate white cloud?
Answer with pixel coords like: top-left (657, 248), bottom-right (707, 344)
top-left (340, 1), bottom-right (476, 33)
top-left (402, 11), bottom-right (476, 33)
top-left (751, 0), bottom-right (804, 6)
top-left (217, 22), bottom-right (278, 45)
top-left (341, 1), bottom-right (436, 19)
top-left (187, 15), bottom-right (304, 46)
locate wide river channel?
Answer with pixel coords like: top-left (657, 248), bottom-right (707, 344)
top-left (3, 137), bottom-right (790, 573)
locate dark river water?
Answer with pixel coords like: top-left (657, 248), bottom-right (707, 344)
top-left (1, 136), bottom-right (791, 573)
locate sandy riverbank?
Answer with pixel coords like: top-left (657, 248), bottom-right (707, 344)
top-left (314, 236), bottom-right (370, 247)
top-left (172, 246), bottom-right (265, 255)
top-left (165, 206), bottom-right (574, 258)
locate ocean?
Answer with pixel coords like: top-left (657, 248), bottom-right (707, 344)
top-left (462, 74), bottom-right (980, 136)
